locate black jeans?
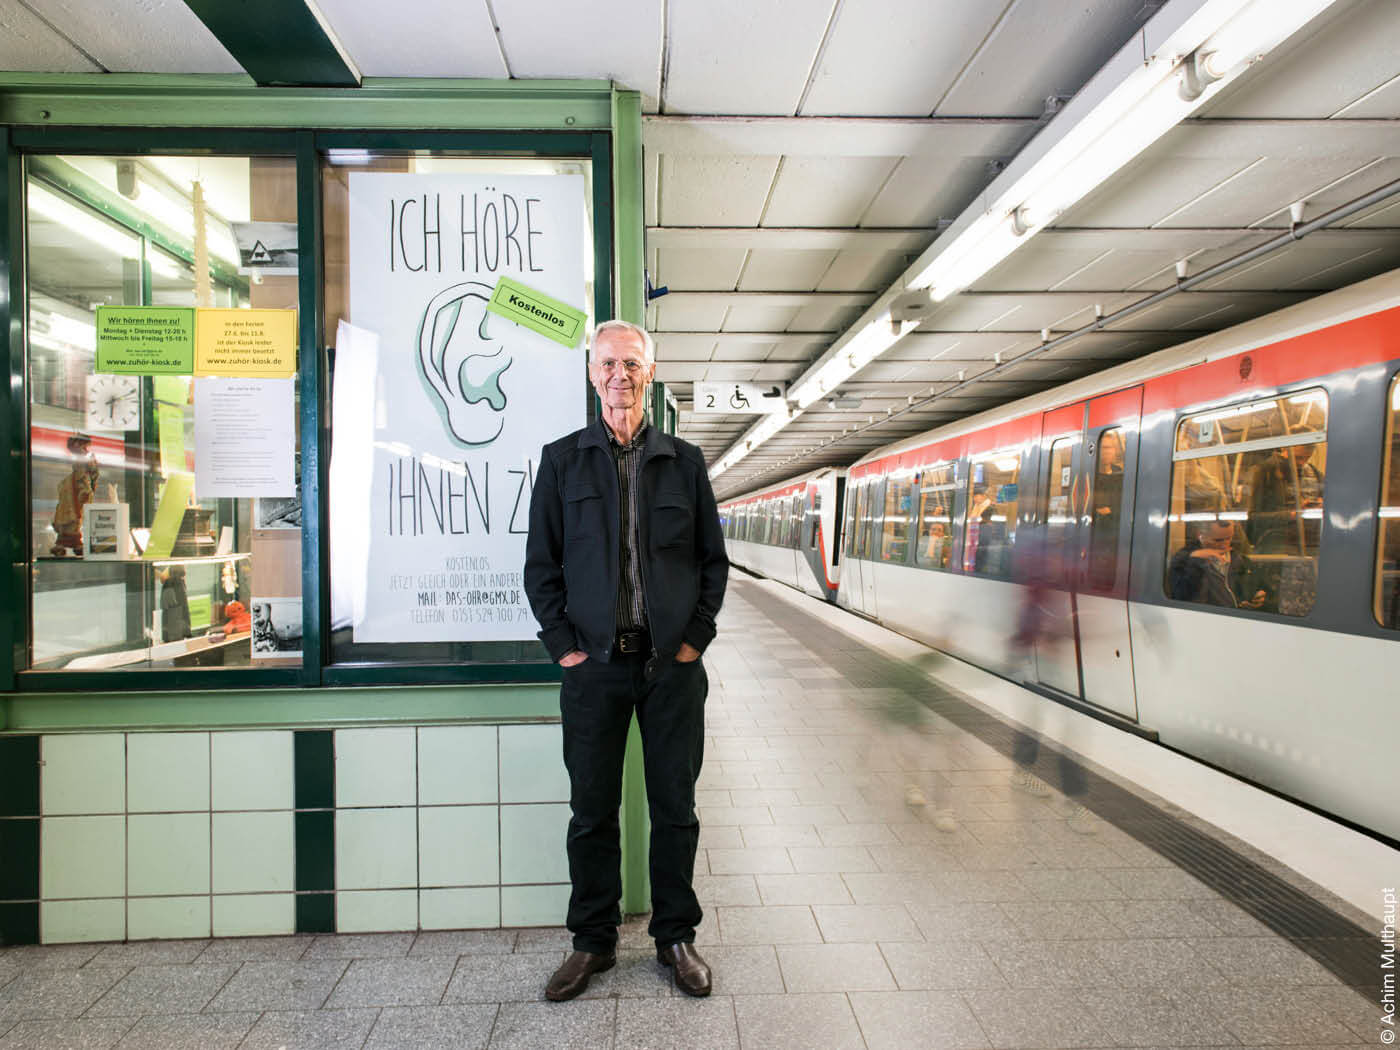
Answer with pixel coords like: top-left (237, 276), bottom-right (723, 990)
top-left (558, 651), bottom-right (707, 954)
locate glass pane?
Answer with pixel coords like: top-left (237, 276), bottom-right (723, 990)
top-left (913, 464), bottom-right (955, 570)
top-left (1087, 428), bottom-right (1125, 591)
top-left (880, 475), bottom-right (914, 563)
top-left (1042, 439), bottom-right (1076, 584)
top-left (322, 151), bottom-right (595, 667)
top-left (1166, 391), bottom-right (1329, 617)
top-left (964, 454), bottom-right (1020, 576)
top-left (1377, 377), bottom-right (1400, 629)
top-left (26, 155), bottom-right (296, 672)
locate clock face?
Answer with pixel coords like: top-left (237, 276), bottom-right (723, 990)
top-left (85, 373), bottom-right (141, 432)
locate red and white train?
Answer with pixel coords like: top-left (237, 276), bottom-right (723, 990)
top-left (720, 268), bottom-right (1400, 845)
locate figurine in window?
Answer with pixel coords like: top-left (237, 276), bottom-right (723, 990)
top-left (221, 599), bottom-right (251, 634)
top-left (161, 565), bottom-right (192, 642)
top-left (51, 434), bottom-right (99, 556)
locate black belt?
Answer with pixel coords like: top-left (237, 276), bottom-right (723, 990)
top-left (614, 630), bottom-right (650, 655)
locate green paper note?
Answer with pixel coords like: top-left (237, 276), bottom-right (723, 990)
top-left (96, 306), bottom-right (195, 374)
top-left (187, 593), bottom-right (212, 632)
top-left (154, 376), bottom-right (188, 475)
top-left (485, 276), bottom-right (587, 348)
top-left (144, 473), bottom-right (194, 560)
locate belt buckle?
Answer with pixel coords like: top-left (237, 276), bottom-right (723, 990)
top-left (618, 632), bottom-right (642, 654)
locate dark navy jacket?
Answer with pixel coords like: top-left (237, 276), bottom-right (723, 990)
top-left (523, 418), bottom-right (729, 664)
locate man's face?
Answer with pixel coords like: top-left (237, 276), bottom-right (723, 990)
top-left (1200, 521), bottom-right (1234, 552)
top-left (589, 329), bottom-right (655, 412)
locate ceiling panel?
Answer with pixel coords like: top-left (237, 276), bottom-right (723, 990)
top-left (861, 153), bottom-right (1014, 227)
top-left (760, 156), bottom-right (901, 227)
top-left (657, 155), bottom-right (780, 226)
top-left (663, 0), bottom-right (834, 116)
top-left (315, 0), bottom-right (500, 77)
top-left (648, 299), bottom-right (728, 332)
top-left (704, 362), bottom-right (762, 381)
top-left (738, 249), bottom-right (837, 291)
top-left (935, 0), bottom-right (1151, 116)
top-left (817, 250), bottom-right (920, 293)
top-left (24, 0), bottom-right (239, 72)
top-left (0, 1), bottom-right (100, 71)
top-left (1193, 233), bottom-right (1400, 293)
top-left (654, 336), bottom-right (713, 362)
top-left (654, 245), bottom-right (747, 291)
top-left (493, 0), bottom-right (660, 103)
top-left (1203, 0), bottom-right (1399, 120)
top-left (1056, 151), bottom-right (1267, 229)
top-left (1159, 154), bottom-right (1396, 229)
top-left (708, 340), bottom-right (773, 362)
top-left (799, 0), bottom-right (1005, 117)
top-left (786, 301), bottom-right (864, 334)
top-left (721, 304), bottom-right (802, 331)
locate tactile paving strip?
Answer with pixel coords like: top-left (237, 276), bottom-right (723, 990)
top-left (738, 579), bottom-right (1381, 999)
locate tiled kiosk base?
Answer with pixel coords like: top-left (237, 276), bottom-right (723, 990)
top-left (0, 725), bottom-right (571, 945)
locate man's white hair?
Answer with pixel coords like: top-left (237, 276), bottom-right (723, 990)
top-left (590, 319), bottom-right (655, 364)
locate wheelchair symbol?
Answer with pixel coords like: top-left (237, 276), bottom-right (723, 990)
top-left (729, 387), bottom-right (751, 410)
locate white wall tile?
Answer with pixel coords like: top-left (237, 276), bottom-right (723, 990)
top-left (127, 733), bottom-right (210, 813)
top-left (499, 725), bottom-right (569, 803)
top-left (336, 728), bottom-right (416, 808)
top-left (41, 735), bottom-right (124, 815)
top-left (127, 813), bottom-right (211, 897)
top-left (41, 816), bottom-right (124, 899)
top-left (501, 884), bottom-right (570, 927)
top-left (499, 804), bottom-right (570, 885)
top-left (420, 888), bottom-right (500, 930)
top-left (211, 731), bottom-right (294, 811)
top-left (212, 894), bottom-right (295, 938)
top-left (212, 812), bottom-right (293, 894)
top-left (41, 899), bottom-right (124, 944)
top-left (128, 896), bottom-right (210, 940)
top-left (417, 726), bottom-right (497, 805)
top-left (336, 890), bottom-right (417, 933)
top-left (337, 808), bottom-right (417, 890)
top-left (418, 806), bottom-right (498, 888)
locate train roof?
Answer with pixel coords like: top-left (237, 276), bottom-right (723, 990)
top-left (849, 267), bottom-right (1400, 470)
top-left (718, 466), bottom-right (844, 507)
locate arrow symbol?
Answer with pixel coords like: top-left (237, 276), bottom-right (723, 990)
top-left (761, 386), bottom-right (782, 398)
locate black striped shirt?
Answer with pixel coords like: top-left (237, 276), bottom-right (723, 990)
top-left (608, 421), bottom-right (648, 634)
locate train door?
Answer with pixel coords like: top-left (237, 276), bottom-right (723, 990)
top-left (860, 476), bottom-right (883, 618)
top-left (1033, 388), bottom-right (1142, 721)
top-left (841, 479), bottom-right (866, 612)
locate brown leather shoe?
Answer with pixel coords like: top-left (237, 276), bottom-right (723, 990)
top-left (657, 941), bottom-right (712, 997)
top-left (545, 950), bottom-right (616, 1001)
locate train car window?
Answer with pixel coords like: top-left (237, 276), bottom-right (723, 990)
top-left (1088, 428), bottom-right (1126, 590)
top-left (791, 493), bottom-right (804, 549)
top-left (860, 481), bottom-right (880, 559)
top-left (809, 488), bottom-right (822, 551)
top-left (880, 474), bottom-right (915, 563)
top-left (843, 484), bottom-right (859, 557)
top-left (1166, 389), bottom-right (1328, 616)
top-left (913, 464), bottom-right (956, 570)
top-left (1376, 376), bottom-right (1400, 629)
top-left (25, 159), bottom-right (299, 673)
top-left (963, 453), bottom-right (1020, 577)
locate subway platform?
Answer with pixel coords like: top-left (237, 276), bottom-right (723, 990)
top-left (0, 575), bottom-right (1391, 1049)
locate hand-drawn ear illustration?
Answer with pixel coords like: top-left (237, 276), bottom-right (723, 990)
top-left (417, 281), bottom-right (513, 448)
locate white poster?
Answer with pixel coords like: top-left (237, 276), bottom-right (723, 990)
top-left (343, 172), bottom-right (588, 643)
top-left (193, 377), bottom-right (296, 498)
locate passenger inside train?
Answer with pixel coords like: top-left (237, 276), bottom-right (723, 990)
top-left (1167, 519), bottom-right (1272, 611)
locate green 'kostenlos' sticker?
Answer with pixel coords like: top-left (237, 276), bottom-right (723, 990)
top-left (485, 276), bottom-right (587, 348)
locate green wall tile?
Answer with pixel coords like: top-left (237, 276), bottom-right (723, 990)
top-left (295, 810), bottom-right (334, 892)
top-left (41, 816), bottom-right (124, 900)
top-left (419, 887), bottom-right (499, 930)
top-left (501, 884), bottom-right (569, 927)
top-left (0, 737), bottom-right (39, 817)
top-left (213, 894), bottom-right (294, 937)
top-left (417, 726), bottom-right (497, 805)
top-left (127, 813), bottom-right (211, 897)
top-left (212, 731), bottom-right (294, 811)
top-left (212, 812), bottom-right (294, 894)
top-left (294, 730), bottom-right (334, 810)
top-left (336, 728), bottom-right (416, 808)
top-left (40, 735), bottom-right (124, 816)
top-left (336, 889), bottom-right (416, 933)
top-left (499, 804), bottom-right (570, 885)
top-left (128, 896), bottom-right (210, 940)
top-left (337, 808), bottom-right (417, 890)
top-left (41, 898), bottom-right (124, 944)
top-left (127, 733), bottom-right (210, 813)
top-left (0, 818), bottom-right (38, 899)
top-left (0, 902), bottom-right (39, 945)
top-left (499, 724), bottom-right (568, 803)
top-left (295, 891), bottom-right (334, 933)
top-left (418, 806), bottom-right (498, 888)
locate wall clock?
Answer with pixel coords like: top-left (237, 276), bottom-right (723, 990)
top-left (85, 373), bottom-right (141, 431)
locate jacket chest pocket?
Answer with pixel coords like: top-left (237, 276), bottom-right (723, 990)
top-left (653, 488), bottom-right (694, 550)
top-left (565, 484), bottom-right (604, 542)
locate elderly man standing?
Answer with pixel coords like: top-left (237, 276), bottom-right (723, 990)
top-left (524, 319), bottom-right (728, 1000)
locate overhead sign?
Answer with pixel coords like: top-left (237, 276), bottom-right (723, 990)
top-left (693, 381), bottom-right (788, 414)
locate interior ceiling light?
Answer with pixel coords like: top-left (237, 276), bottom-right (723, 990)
top-left (707, 0), bottom-right (1338, 483)
top-left (909, 0), bottom-right (1339, 304)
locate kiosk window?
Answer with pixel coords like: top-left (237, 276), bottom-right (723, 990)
top-left (24, 155), bottom-right (299, 672)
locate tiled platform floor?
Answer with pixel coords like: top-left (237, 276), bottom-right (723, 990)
top-left (0, 577), bottom-right (1385, 1049)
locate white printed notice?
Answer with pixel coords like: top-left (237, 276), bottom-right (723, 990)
top-left (193, 377), bottom-right (295, 497)
top-left (341, 172), bottom-right (588, 643)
